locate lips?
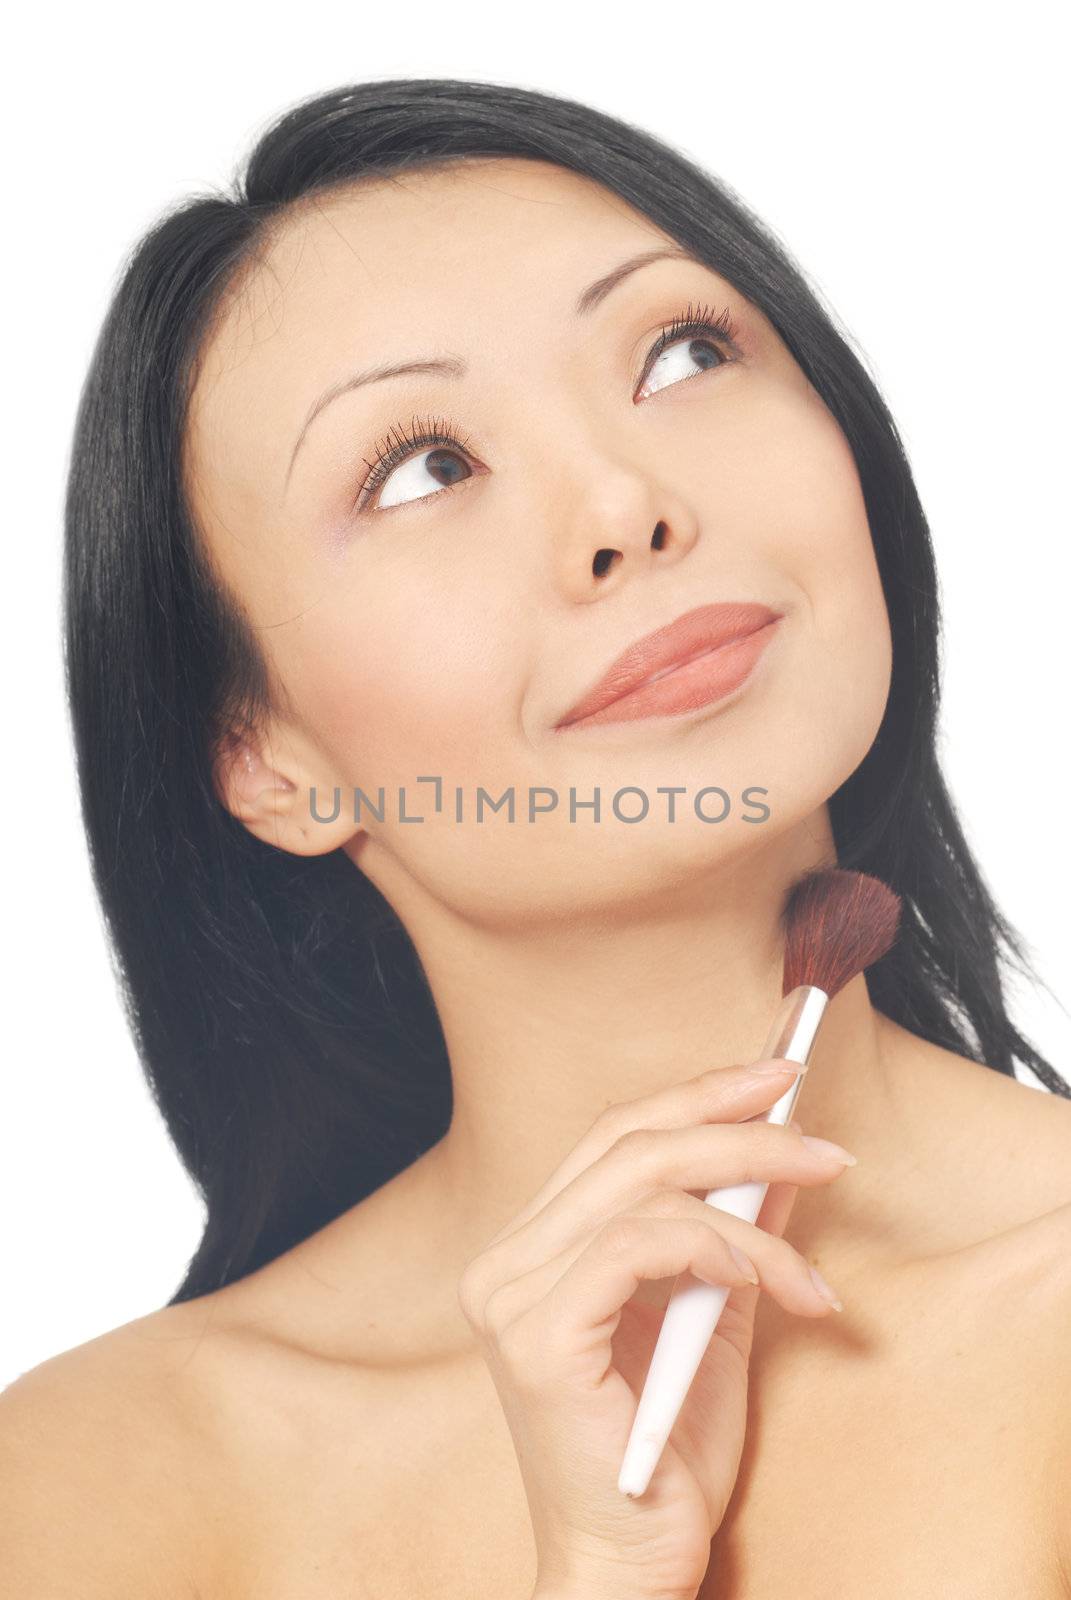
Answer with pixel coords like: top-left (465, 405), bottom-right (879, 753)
top-left (554, 601), bottom-right (784, 730)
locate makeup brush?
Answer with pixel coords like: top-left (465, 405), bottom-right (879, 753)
top-left (617, 866), bottom-right (902, 1499)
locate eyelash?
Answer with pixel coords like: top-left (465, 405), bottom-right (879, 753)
top-left (353, 300), bottom-right (741, 514)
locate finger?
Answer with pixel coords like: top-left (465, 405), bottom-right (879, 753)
top-left (477, 1186), bottom-right (838, 1339)
top-left (489, 1215), bottom-right (767, 1386)
top-left (470, 1115), bottom-right (852, 1296)
top-left (756, 1120), bottom-right (806, 1239)
top-left (481, 1061), bottom-right (806, 1250)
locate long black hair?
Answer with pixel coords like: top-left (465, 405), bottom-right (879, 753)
top-left (62, 78), bottom-right (1070, 1308)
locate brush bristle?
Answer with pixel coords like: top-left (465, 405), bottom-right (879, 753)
top-left (781, 868), bottom-right (901, 998)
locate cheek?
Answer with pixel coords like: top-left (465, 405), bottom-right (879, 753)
top-left (276, 562), bottom-right (522, 786)
top-left (763, 395), bottom-right (893, 766)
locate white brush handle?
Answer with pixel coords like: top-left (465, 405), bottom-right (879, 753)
top-left (617, 985), bottom-right (828, 1499)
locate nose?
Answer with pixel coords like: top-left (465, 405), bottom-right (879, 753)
top-left (554, 478), bottom-right (700, 603)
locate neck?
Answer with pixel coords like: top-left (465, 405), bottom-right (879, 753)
top-left (365, 812), bottom-right (914, 1315)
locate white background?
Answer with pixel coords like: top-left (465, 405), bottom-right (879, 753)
top-left (3, 2), bottom-right (1068, 1389)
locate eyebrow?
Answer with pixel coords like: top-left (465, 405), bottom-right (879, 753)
top-left (283, 244), bottom-right (698, 488)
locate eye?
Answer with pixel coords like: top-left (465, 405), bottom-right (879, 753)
top-left (635, 301), bottom-right (740, 400)
top-left (352, 300), bottom-right (741, 515)
top-left (354, 413), bottom-right (477, 515)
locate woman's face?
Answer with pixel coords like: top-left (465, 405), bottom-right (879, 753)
top-left (187, 156), bottom-right (892, 930)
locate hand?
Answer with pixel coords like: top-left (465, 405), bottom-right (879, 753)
top-left (456, 1061), bottom-right (856, 1600)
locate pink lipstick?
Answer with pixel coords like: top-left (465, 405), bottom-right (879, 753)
top-left (554, 601), bottom-right (783, 731)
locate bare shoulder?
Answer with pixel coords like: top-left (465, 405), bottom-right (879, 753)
top-left (972, 1054), bottom-right (1070, 1221)
top-left (1052, 1278), bottom-right (1071, 1599)
top-left (877, 1015), bottom-right (1071, 1327)
top-left (989, 1072), bottom-right (1071, 1590)
top-left (959, 1046), bottom-right (1071, 1219)
top-left (877, 1013), bottom-right (1071, 1219)
top-left (0, 1298), bottom-right (239, 1597)
top-left (879, 1020), bottom-right (1071, 1588)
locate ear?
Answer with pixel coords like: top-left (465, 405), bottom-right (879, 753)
top-left (212, 729), bottom-right (353, 857)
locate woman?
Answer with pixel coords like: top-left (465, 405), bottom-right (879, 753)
top-left (4, 78), bottom-right (1069, 1598)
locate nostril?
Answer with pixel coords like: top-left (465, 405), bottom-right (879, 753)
top-left (593, 548), bottom-right (620, 577)
top-left (652, 523), bottom-right (667, 550)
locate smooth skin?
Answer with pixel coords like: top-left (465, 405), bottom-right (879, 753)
top-left (456, 1070), bottom-right (853, 1600)
top-left (3, 158), bottom-right (1070, 1597)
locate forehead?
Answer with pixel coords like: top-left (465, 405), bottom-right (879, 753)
top-left (183, 157), bottom-right (683, 547)
top-left (279, 156), bottom-right (656, 288)
top-left (227, 155), bottom-right (664, 335)
top-left (189, 158), bottom-right (672, 420)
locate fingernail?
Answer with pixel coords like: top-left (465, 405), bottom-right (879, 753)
top-left (808, 1263), bottom-right (843, 1311)
top-left (728, 1243), bottom-right (760, 1284)
top-left (745, 1058), bottom-right (808, 1077)
top-left (800, 1134), bottom-right (858, 1166)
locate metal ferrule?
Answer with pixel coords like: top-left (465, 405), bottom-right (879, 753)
top-left (750, 983), bottom-right (829, 1128)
